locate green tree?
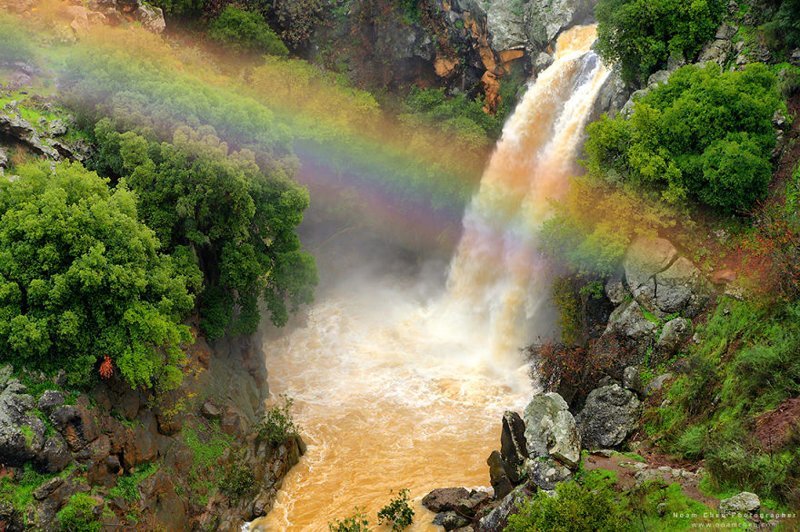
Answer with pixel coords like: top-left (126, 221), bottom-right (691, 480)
top-left (209, 6), bottom-right (289, 56)
top-left (93, 120), bottom-right (317, 339)
top-left (585, 63), bottom-right (781, 212)
top-left (0, 161), bottom-right (194, 389)
top-left (595, 0), bottom-right (726, 85)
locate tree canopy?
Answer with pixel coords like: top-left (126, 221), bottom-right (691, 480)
top-left (595, 0), bottom-right (726, 85)
top-left (584, 63), bottom-right (782, 212)
top-left (0, 162), bottom-right (194, 389)
top-left (92, 120), bottom-right (317, 339)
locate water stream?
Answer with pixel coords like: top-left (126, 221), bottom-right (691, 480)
top-left (250, 25), bottom-right (609, 531)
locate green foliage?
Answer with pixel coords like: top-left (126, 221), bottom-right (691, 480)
top-left (506, 470), bottom-right (631, 531)
top-left (256, 395), bottom-right (298, 447)
top-left (0, 16), bottom-right (36, 65)
top-left (643, 298), bottom-right (800, 503)
top-left (328, 509), bottom-right (371, 532)
top-left (150, 0), bottom-right (206, 16)
top-left (209, 6), bottom-right (289, 56)
top-left (182, 424), bottom-right (232, 503)
top-left (0, 464), bottom-right (53, 512)
top-left (377, 489), bottom-right (414, 531)
top-left (552, 277), bottom-right (583, 346)
top-left (403, 87), bottom-right (500, 141)
top-left (0, 161), bottom-right (194, 389)
top-left (57, 493), bottom-right (102, 532)
top-left (267, 0), bottom-right (325, 48)
top-left (220, 451), bottom-right (256, 501)
top-left (91, 121), bottom-right (317, 338)
top-left (595, 0), bottom-right (726, 85)
top-left (585, 63), bottom-right (781, 212)
top-left (763, 0), bottom-right (800, 52)
top-left (108, 463), bottom-right (158, 502)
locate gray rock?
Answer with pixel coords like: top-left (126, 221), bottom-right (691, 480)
top-left (488, 450), bottom-right (514, 499)
top-left (533, 52), bottom-right (553, 72)
top-left (623, 366), bottom-right (642, 395)
top-left (422, 487), bottom-right (471, 513)
top-left (0, 109), bottom-right (60, 160)
top-left (644, 373), bottom-right (673, 397)
top-left (604, 299), bottom-right (658, 348)
top-left (38, 390), bottom-right (66, 413)
top-left (719, 492), bottom-right (760, 515)
top-left (656, 318), bottom-right (692, 356)
top-left (476, 483), bottom-right (531, 531)
top-left (433, 511), bottom-right (470, 530)
top-left (591, 69), bottom-right (631, 121)
top-left (0, 146), bottom-right (7, 168)
top-left (0, 366), bottom-right (46, 465)
top-left (499, 411), bottom-right (528, 483)
top-left (33, 477), bottom-right (64, 501)
top-left (136, 4), bottom-right (166, 34)
top-left (483, 0), bottom-right (594, 52)
top-left (625, 238), bottom-right (709, 318)
top-left (604, 275), bottom-right (628, 305)
top-left (525, 456), bottom-right (572, 490)
top-left (201, 400), bottom-right (221, 420)
top-left (576, 384), bottom-right (641, 449)
top-left (36, 434), bottom-right (72, 473)
top-left (523, 392), bottom-right (581, 468)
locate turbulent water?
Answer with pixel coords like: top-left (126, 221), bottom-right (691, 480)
top-left (250, 26), bottom-right (609, 531)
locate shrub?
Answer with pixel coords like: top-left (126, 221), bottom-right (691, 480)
top-left (220, 452), bottom-right (256, 501)
top-left (595, 0), bottom-right (726, 85)
top-left (506, 470), bottom-right (631, 531)
top-left (256, 395), bottom-right (298, 446)
top-left (377, 489), bottom-right (414, 531)
top-left (0, 162), bottom-right (194, 389)
top-left (209, 6), bottom-right (289, 56)
top-left (0, 16), bottom-right (36, 65)
top-left (328, 509), bottom-right (371, 532)
top-left (57, 493), bottom-right (102, 532)
top-left (585, 63), bottom-right (782, 213)
top-left (108, 463), bottom-right (158, 502)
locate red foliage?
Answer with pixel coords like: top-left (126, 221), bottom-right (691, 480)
top-left (99, 355), bottom-right (114, 380)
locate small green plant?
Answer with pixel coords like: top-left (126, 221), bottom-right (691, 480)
top-left (19, 425), bottom-right (35, 448)
top-left (377, 488), bottom-right (414, 530)
top-left (328, 509), bottom-right (371, 532)
top-left (220, 451), bottom-right (256, 501)
top-left (57, 493), bottom-right (102, 532)
top-left (257, 395), bottom-right (298, 447)
top-left (108, 462), bottom-right (158, 502)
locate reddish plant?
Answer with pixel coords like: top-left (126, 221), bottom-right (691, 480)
top-left (99, 355), bottom-right (114, 380)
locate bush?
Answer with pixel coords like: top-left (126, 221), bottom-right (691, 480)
top-left (377, 489), bottom-right (414, 531)
top-left (57, 493), bottom-right (102, 532)
top-left (220, 453), bottom-right (256, 501)
top-left (506, 470), bottom-right (631, 531)
top-left (257, 395), bottom-right (298, 446)
top-left (209, 6), bottom-right (289, 56)
top-left (328, 509), bottom-right (371, 532)
top-left (585, 63), bottom-right (782, 213)
top-left (595, 0), bottom-right (726, 85)
top-left (0, 16), bottom-right (36, 65)
top-left (0, 162), bottom-right (194, 389)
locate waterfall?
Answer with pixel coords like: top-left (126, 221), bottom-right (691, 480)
top-left (439, 25), bottom-right (609, 365)
top-left (251, 24), bottom-right (611, 531)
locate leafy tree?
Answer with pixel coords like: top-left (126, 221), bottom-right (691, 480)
top-left (585, 63), bottom-right (781, 213)
top-left (595, 0), bottom-right (726, 85)
top-left (149, 0), bottom-right (206, 16)
top-left (209, 6), bottom-right (289, 56)
top-left (0, 162), bottom-right (194, 388)
top-left (377, 489), bottom-right (414, 531)
top-left (93, 120), bottom-right (317, 338)
top-left (763, 0), bottom-right (800, 52)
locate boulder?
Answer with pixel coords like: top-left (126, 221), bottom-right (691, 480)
top-left (624, 238), bottom-right (709, 319)
top-left (35, 434), bottom-right (72, 473)
top-left (604, 275), bottom-right (628, 305)
top-left (522, 393), bottom-right (581, 468)
top-left (433, 511), bottom-right (471, 530)
top-left (656, 318), bottom-right (692, 357)
top-left (50, 404), bottom-right (98, 451)
top-left (623, 366), bottom-right (643, 395)
top-left (37, 390), bottom-right (66, 414)
top-left (0, 367), bottom-right (46, 465)
top-left (422, 487), bottom-right (471, 513)
top-left (33, 477), bottom-right (64, 501)
top-left (488, 450), bottom-right (514, 499)
top-left (604, 299), bottom-right (658, 350)
top-left (499, 411), bottom-right (528, 483)
top-left (475, 484), bottom-right (532, 531)
top-left (201, 400), bottom-right (222, 420)
top-left (719, 492), bottom-right (760, 515)
top-left (576, 384), bottom-right (641, 449)
top-left (135, 4), bottom-right (166, 34)
top-left (644, 373), bottom-right (673, 397)
top-left (526, 456), bottom-right (572, 490)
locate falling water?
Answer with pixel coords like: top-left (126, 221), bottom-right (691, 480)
top-left (250, 25), bottom-right (609, 531)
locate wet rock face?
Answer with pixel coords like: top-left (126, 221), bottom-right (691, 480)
top-left (483, 0), bottom-right (595, 52)
top-left (576, 384), bottom-right (641, 449)
top-left (499, 410), bottom-right (528, 483)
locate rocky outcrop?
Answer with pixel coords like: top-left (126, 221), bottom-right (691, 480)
top-left (522, 392), bottom-right (581, 468)
top-left (719, 492), bottom-right (760, 516)
top-left (483, 0), bottom-right (595, 52)
top-left (576, 384), bottom-right (640, 449)
top-left (475, 483), bottom-right (533, 532)
top-left (422, 487), bottom-right (491, 530)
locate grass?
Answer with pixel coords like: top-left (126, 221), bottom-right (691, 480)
top-left (108, 462), bottom-right (158, 502)
top-left (182, 423), bottom-right (232, 505)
